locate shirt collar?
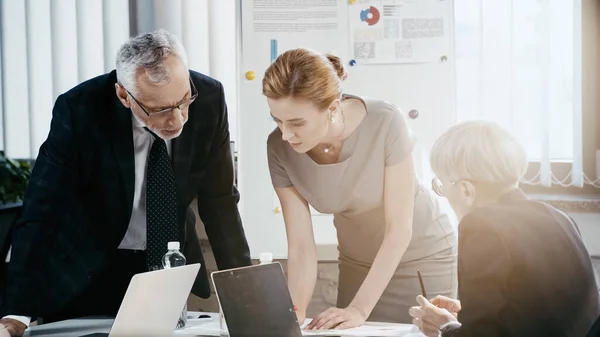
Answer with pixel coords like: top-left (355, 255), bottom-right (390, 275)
top-left (131, 111), bottom-right (146, 128)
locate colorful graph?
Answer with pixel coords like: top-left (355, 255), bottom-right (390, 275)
top-left (359, 6), bottom-right (380, 26)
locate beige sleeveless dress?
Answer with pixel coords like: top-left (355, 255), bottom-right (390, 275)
top-left (267, 95), bottom-right (457, 323)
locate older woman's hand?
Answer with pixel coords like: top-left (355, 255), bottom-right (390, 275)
top-left (429, 295), bottom-right (461, 318)
top-left (409, 295), bottom-right (459, 337)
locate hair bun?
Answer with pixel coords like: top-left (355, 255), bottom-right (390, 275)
top-left (324, 53), bottom-right (346, 80)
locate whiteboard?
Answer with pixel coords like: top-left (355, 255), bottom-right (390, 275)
top-left (236, 0), bottom-right (456, 259)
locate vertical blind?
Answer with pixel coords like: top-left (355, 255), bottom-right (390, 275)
top-left (1, 0), bottom-right (129, 159)
top-left (454, 0), bottom-right (598, 188)
top-left (140, 0), bottom-right (238, 138)
top-left (0, 0), bottom-right (237, 159)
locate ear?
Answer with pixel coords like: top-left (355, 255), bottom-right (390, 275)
top-left (115, 83), bottom-right (131, 108)
top-left (460, 180), bottom-right (477, 206)
top-left (327, 98), bottom-right (341, 115)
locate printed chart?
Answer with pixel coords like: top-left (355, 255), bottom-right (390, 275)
top-left (349, 0), bottom-right (448, 64)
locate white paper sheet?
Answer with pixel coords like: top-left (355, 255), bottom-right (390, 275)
top-left (349, 0), bottom-right (447, 64)
top-left (178, 315), bottom-right (425, 336)
top-left (252, 0), bottom-right (340, 34)
top-left (301, 325), bottom-right (421, 336)
top-left (301, 319), bottom-right (424, 336)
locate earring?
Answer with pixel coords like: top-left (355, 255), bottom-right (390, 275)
top-left (330, 113), bottom-right (336, 124)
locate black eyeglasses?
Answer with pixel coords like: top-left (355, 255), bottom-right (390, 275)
top-left (123, 79), bottom-right (198, 118)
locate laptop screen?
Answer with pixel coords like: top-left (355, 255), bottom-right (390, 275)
top-left (212, 263), bottom-right (302, 337)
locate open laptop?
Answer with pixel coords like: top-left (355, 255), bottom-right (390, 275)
top-left (80, 263), bottom-right (200, 337)
top-left (211, 262), bottom-right (302, 337)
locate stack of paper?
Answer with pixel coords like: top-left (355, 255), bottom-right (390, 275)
top-left (301, 319), bottom-right (424, 336)
top-left (178, 314), bottom-right (425, 336)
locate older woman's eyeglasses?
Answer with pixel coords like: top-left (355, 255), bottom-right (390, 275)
top-left (433, 177), bottom-right (480, 197)
top-left (431, 177), bottom-right (445, 196)
top-left (124, 79), bottom-right (198, 118)
top-left (431, 177), bottom-right (462, 197)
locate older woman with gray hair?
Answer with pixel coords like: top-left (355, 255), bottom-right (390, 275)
top-left (409, 121), bottom-right (599, 337)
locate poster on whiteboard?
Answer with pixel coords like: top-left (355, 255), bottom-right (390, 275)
top-left (349, 0), bottom-right (447, 64)
top-left (247, 0), bottom-right (347, 62)
top-left (250, 0), bottom-right (340, 34)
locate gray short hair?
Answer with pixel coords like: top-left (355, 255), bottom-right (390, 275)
top-left (116, 29), bottom-right (188, 95)
top-left (430, 121), bottom-right (528, 187)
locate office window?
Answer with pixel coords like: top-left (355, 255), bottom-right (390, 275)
top-left (454, 0), bottom-right (598, 190)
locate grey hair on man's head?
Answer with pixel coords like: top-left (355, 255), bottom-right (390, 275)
top-left (116, 29), bottom-right (188, 95)
top-left (430, 120), bottom-right (528, 188)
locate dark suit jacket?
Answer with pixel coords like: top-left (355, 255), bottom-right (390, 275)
top-left (441, 189), bottom-right (599, 337)
top-left (1, 70), bottom-right (252, 318)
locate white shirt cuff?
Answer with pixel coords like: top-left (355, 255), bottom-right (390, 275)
top-left (440, 321), bottom-right (461, 330)
top-left (3, 315), bottom-right (31, 328)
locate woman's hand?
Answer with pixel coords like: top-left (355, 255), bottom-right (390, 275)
top-left (304, 305), bottom-right (367, 330)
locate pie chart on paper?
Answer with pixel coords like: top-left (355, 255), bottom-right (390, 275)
top-left (360, 6), bottom-right (381, 26)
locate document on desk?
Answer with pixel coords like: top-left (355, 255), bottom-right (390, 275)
top-left (301, 320), bottom-right (423, 336)
top-left (179, 316), bottom-right (424, 337)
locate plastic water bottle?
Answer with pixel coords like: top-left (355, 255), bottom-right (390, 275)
top-left (162, 241), bottom-right (187, 329)
top-left (259, 252), bottom-right (273, 264)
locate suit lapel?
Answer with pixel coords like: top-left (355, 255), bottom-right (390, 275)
top-left (112, 96), bottom-right (135, 217)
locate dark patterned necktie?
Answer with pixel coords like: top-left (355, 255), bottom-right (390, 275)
top-left (145, 129), bottom-right (179, 270)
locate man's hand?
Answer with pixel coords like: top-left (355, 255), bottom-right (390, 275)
top-left (304, 305), bottom-right (367, 330)
top-left (429, 295), bottom-right (461, 318)
top-left (409, 295), bottom-right (459, 337)
top-left (0, 318), bottom-right (27, 337)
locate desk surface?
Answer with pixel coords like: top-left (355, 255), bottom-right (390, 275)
top-left (24, 312), bottom-right (218, 337)
top-left (24, 312), bottom-right (425, 337)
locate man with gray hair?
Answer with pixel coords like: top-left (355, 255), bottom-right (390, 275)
top-left (0, 29), bottom-right (251, 336)
top-left (409, 121), bottom-right (599, 336)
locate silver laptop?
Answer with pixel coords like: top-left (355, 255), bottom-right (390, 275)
top-left (211, 262), bottom-right (302, 337)
top-left (81, 263), bottom-right (200, 337)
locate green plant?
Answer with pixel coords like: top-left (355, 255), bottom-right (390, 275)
top-left (0, 151), bottom-right (32, 206)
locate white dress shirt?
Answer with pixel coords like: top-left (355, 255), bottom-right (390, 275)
top-left (4, 113), bottom-right (171, 327)
top-left (118, 113), bottom-right (171, 250)
top-left (440, 321), bottom-right (462, 330)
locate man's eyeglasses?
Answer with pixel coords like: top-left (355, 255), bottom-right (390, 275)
top-left (123, 79), bottom-right (198, 118)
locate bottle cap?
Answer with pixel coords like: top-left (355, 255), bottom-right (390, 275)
top-left (259, 252), bottom-right (273, 263)
top-left (168, 241), bottom-right (180, 250)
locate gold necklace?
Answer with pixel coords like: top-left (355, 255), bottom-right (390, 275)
top-left (320, 144), bottom-right (334, 153)
top-left (319, 109), bottom-right (346, 153)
